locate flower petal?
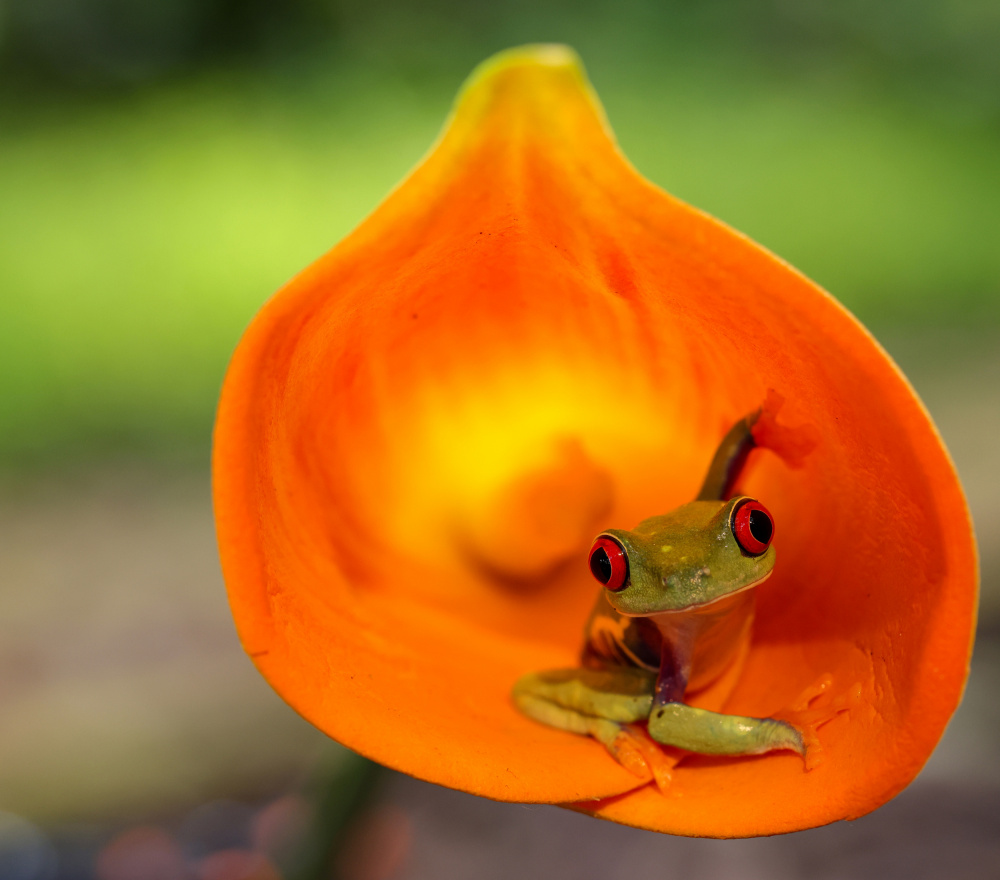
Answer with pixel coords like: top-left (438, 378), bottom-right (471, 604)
top-left (213, 45), bottom-right (977, 835)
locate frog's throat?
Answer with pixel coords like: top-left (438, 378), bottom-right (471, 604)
top-left (614, 569), bottom-right (772, 619)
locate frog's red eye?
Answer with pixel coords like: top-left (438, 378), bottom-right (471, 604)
top-left (589, 536), bottom-right (629, 591)
top-left (732, 500), bottom-right (775, 556)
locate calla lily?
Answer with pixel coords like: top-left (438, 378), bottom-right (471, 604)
top-left (213, 46), bottom-right (978, 837)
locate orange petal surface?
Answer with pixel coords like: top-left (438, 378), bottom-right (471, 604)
top-left (213, 46), bottom-right (978, 836)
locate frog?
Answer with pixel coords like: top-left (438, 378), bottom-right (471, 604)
top-left (513, 406), bottom-right (852, 791)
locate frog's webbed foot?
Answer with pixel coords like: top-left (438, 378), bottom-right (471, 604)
top-left (512, 667), bottom-right (678, 792)
top-left (751, 389), bottom-right (821, 468)
top-left (773, 675), bottom-right (862, 771)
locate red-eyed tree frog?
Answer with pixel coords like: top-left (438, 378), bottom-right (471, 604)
top-left (513, 409), bottom-right (852, 790)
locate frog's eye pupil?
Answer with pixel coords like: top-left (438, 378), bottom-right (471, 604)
top-left (748, 510), bottom-right (773, 545)
top-left (732, 500), bottom-right (775, 556)
top-left (590, 547), bottom-right (612, 583)
top-left (589, 536), bottom-right (629, 591)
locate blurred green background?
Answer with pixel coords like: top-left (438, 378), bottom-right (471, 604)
top-left (1, 2), bottom-right (998, 878)
top-left (1, 0), bottom-right (998, 468)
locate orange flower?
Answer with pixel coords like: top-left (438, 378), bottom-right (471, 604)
top-left (213, 46), bottom-right (977, 837)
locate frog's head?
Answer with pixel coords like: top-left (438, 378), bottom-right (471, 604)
top-left (588, 497), bottom-right (775, 615)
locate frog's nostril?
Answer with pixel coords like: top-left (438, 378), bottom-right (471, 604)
top-left (589, 536), bottom-right (629, 591)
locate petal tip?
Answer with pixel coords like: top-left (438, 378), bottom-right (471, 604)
top-left (467, 43), bottom-right (583, 82)
top-left (442, 43), bottom-right (614, 159)
top-left (453, 43), bottom-right (593, 116)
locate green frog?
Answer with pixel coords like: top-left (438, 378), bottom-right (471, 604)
top-left (513, 408), bottom-right (849, 789)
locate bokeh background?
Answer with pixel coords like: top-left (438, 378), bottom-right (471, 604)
top-left (1, 1), bottom-right (998, 878)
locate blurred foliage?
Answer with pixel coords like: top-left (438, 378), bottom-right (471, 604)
top-left (0, 0), bottom-right (997, 467)
top-left (0, 0), bottom-right (337, 83)
top-left (2, 0), bottom-right (999, 111)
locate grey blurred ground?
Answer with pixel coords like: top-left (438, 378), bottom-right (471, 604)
top-left (0, 328), bottom-right (997, 878)
top-left (382, 774), bottom-right (1000, 880)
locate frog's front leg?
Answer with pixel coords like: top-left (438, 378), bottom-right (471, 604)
top-left (512, 668), bottom-right (679, 790)
top-left (647, 701), bottom-right (804, 756)
top-left (643, 617), bottom-right (805, 758)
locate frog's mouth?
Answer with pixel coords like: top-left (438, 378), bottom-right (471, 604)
top-left (609, 568), bottom-right (773, 617)
top-left (660, 568), bottom-right (773, 615)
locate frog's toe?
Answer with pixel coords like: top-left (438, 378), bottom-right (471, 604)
top-left (774, 677), bottom-right (862, 771)
top-left (624, 724), bottom-right (681, 794)
top-left (598, 721), bottom-right (653, 781)
top-left (597, 721), bottom-right (679, 793)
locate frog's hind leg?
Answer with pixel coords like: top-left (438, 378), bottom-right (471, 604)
top-left (513, 690), bottom-right (650, 780)
top-left (512, 667), bottom-right (678, 792)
